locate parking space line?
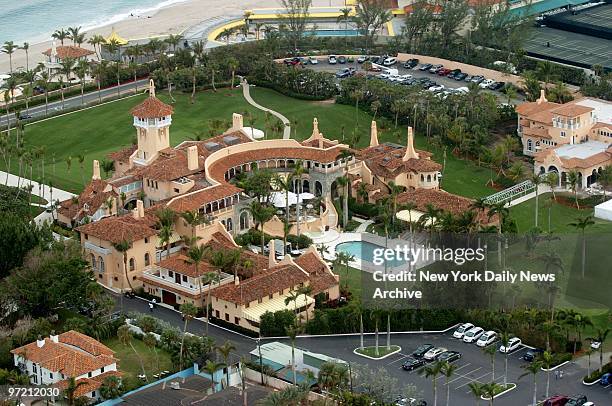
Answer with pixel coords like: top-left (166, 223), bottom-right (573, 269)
top-left (387, 354), bottom-right (410, 365)
top-left (446, 367), bottom-right (482, 385)
top-left (455, 372), bottom-right (491, 390)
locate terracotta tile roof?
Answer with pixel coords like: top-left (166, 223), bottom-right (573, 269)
top-left (167, 184), bottom-right (242, 213)
top-left (559, 151), bottom-right (612, 169)
top-left (551, 104), bottom-right (593, 117)
top-left (397, 189), bottom-right (497, 225)
top-left (515, 101), bottom-right (560, 117)
top-left (108, 145), bottom-right (137, 163)
top-left (522, 126), bottom-right (551, 139)
top-left (211, 263), bottom-right (309, 305)
top-left (356, 143), bottom-right (440, 179)
top-left (130, 96), bottom-right (173, 118)
top-left (43, 45), bottom-right (94, 60)
top-left (139, 275), bottom-right (202, 299)
top-left (57, 179), bottom-right (117, 223)
top-left (157, 254), bottom-right (217, 278)
top-left (294, 252), bottom-right (339, 295)
top-left (11, 331), bottom-right (117, 378)
top-left (76, 212), bottom-right (158, 244)
top-left (137, 148), bottom-right (205, 181)
top-left (529, 110), bottom-right (554, 125)
top-left (592, 122), bottom-right (612, 130)
top-left (108, 174), bottom-right (140, 188)
top-left (56, 371), bottom-right (122, 398)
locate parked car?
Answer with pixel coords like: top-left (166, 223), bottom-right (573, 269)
top-left (370, 56), bottom-right (381, 64)
top-left (476, 330), bottom-right (498, 347)
top-left (403, 58), bottom-right (419, 69)
top-left (453, 323), bottom-right (475, 339)
top-left (388, 74), bottom-right (403, 82)
top-left (309, 57), bottom-right (318, 64)
top-left (338, 55), bottom-right (347, 64)
top-left (283, 57), bottom-right (301, 66)
top-left (544, 395), bottom-right (569, 406)
top-left (464, 75), bottom-right (473, 82)
top-left (447, 69), bottom-right (461, 78)
top-left (499, 337), bottom-right (522, 353)
top-left (437, 68), bottom-right (451, 76)
top-left (455, 87), bottom-right (469, 94)
top-left (565, 395), bottom-right (588, 406)
top-left (328, 55), bottom-right (337, 64)
top-left (427, 84), bottom-right (444, 92)
top-left (424, 347), bottom-right (447, 361)
top-left (523, 348), bottom-right (544, 362)
top-left (438, 350), bottom-right (462, 363)
top-left (395, 397), bottom-right (427, 406)
top-left (479, 79), bottom-right (495, 88)
top-left (347, 56), bottom-right (354, 63)
top-left (368, 64), bottom-right (382, 72)
top-left (401, 78), bottom-right (416, 86)
top-left (590, 340), bottom-right (601, 350)
top-left (357, 55), bottom-right (369, 63)
top-left (600, 372), bottom-right (611, 385)
top-left (463, 327), bottom-right (485, 343)
top-left (454, 72), bottom-right (468, 81)
top-left (412, 344), bottom-right (434, 358)
top-left (422, 80), bottom-right (436, 89)
top-left (335, 68), bottom-right (355, 78)
top-left (383, 57), bottom-right (397, 66)
top-left (402, 357), bottom-right (427, 371)
top-left (489, 81), bottom-right (505, 90)
top-left (471, 75), bottom-right (485, 83)
top-left (418, 63), bottom-right (433, 71)
top-left (429, 64), bottom-right (443, 73)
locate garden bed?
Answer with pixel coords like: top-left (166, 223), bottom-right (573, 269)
top-left (354, 345), bottom-right (401, 360)
top-left (481, 383), bottom-right (517, 400)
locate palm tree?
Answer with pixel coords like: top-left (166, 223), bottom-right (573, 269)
top-left (546, 171), bottom-right (559, 200)
top-left (519, 360), bottom-right (543, 406)
top-left (112, 239), bottom-right (133, 291)
top-left (58, 57), bottom-right (76, 109)
top-left (441, 361), bottom-right (457, 406)
top-left (598, 165), bottom-right (612, 199)
top-left (499, 332), bottom-right (511, 388)
top-left (21, 42), bottom-right (30, 71)
top-left (297, 285), bottom-right (313, 322)
top-left (156, 207), bottom-right (177, 258)
top-left (541, 350), bottom-right (553, 398)
top-left (227, 57), bottom-right (239, 89)
top-left (143, 333), bottom-right (159, 375)
top-left (68, 26), bottom-right (82, 46)
top-left (187, 243), bottom-right (208, 314)
top-left (284, 289), bottom-right (301, 316)
top-left (88, 34), bottom-right (106, 60)
top-left (99, 375), bottom-right (122, 400)
top-left (246, 201), bottom-right (275, 254)
top-left (74, 59), bottom-right (89, 106)
top-left (202, 271), bottom-right (220, 335)
top-left (336, 176), bottom-right (350, 228)
top-left (63, 377), bottom-right (87, 406)
top-left (567, 170), bottom-right (580, 208)
top-left (337, 7), bottom-right (352, 46)
top-left (285, 323), bottom-right (302, 385)
top-left (117, 324), bottom-right (147, 380)
top-left (178, 302), bottom-right (198, 370)
top-left (2, 41), bottom-right (18, 73)
top-left (165, 34), bottom-right (183, 51)
top-left (273, 173), bottom-right (294, 255)
top-left (595, 328), bottom-right (610, 372)
top-left (292, 161), bottom-right (306, 235)
top-left (52, 28), bottom-right (69, 45)
top-left (481, 382), bottom-right (500, 406)
top-left (530, 174), bottom-right (543, 228)
top-left (568, 215), bottom-right (595, 279)
top-left (484, 344), bottom-right (497, 383)
top-left (216, 340), bottom-right (236, 388)
top-left (420, 360), bottom-right (444, 406)
top-left (104, 38), bottom-right (122, 97)
top-left (468, 382), bottom-right (484, 406)
top-left (203, 359), bottom-right (226, 393)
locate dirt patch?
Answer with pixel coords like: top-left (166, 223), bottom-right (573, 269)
top-left (311, 98), bottom-right (336, 105)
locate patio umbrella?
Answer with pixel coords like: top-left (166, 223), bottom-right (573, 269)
top-left (299, 192), bottom-right (315, 201)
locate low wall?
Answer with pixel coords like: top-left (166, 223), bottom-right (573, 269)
top-left (243, 368), bottom-right (327, 402)
top-left (396, 53), bottom-right (524, 87)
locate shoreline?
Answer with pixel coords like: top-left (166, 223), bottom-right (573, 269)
top-left (0, 0), bottom-right (344, 74)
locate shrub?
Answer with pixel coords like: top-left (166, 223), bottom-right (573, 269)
top-left (260, 310), bottom-right (296, 337)
top-left (549, 352), bottom-right (572, 367)
top-left (583, 362), bottom-right (611, 383)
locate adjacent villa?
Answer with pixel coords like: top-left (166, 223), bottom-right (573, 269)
top-left (516, 91), bottom-right (612, 188)
top-left (11, 331), bottom-right (121, 401)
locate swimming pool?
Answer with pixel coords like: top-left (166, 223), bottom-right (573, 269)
top-left (335, 241), bottom-right (407, 268)
top-left (310, 29), bottom-right (363, 37)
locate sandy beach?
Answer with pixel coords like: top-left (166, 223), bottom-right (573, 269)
top-left (0, 0), bottom-right (345, 74)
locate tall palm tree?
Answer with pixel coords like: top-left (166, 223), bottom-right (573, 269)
top-left (21, 42), bottom-right (30, 71)
top-left (499, 332), bottom-right (511, 388)
top-left (203, 360), bottom-right (226, 393)
top-left (481, 382), bottom-right (500, 406)
top-left (112, 239), bottom-right (133, 291)
top-left (484, 344), bottom-right (497, 383)
top-left (273, 173), bottom-right (294, 255)
top-left (87, 34), bottom-right (106, 61)
top-left (285, 323), bottom-right (302, 385)
top-left (186, 243), bottom-right (208, 314)
top-left (546, 171), bottom-right (559, 200)
top-left (178, 302), bottom-right (198, 370)
top-left (519, 360), bottom-right (543, 406)
top-left (337, 7), bottom-right (352, 46)
top-left (420, 360), bottom-right (444, 406)
top-left (2, 41), bottom-right (18, 73)
top-left (336, 176), bottom-right (350, 228)
top-left (441, 361), bottom-right (457, 406)
top-left (156, 207), bottom-right (177, 258)
top-left (52, 29), bottom-right (69, 46)
top-left (58, 57), bottom-right (76, 109)
top-left (63, 377), bottom-right (87, 406)
top-left (595, 328), bottom-right (610, 372)
top-left (74, 59), bottom-right (89, 105)
top-left (227, 57), bottom-right (239, 89)
top-left (216, 340), bottom-right (236, 388)
top-left (202, 271), bottom-right (220, 335)
top-left (246, 201), bottom-right (275, 254)
top-left (468, 382), bottom-right (484, 406)
top-left (568, 215), bottom-right (595, 279)
top-left (104, 38), bottom-right (122, 97)
top-left (566, 170), bottom-right (580, 208)
top-left (117, 324), bottom-right (147, 380)
top-left (530, 173), bottom-right (543, 228)
top-left (68, 26), bottom-right (82, 45)
top-left (541, 351), bottom-right (553, 398)
top-left (143, 333), bottom-right (159, 375)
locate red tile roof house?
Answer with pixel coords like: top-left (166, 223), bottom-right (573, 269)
top-left (11, 331), bottom-right (121, 401)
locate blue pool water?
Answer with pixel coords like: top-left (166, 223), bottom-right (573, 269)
top-left (310, 29), bottom-right (362, 37)
top-left (335, 241), bottom-right (407, 268)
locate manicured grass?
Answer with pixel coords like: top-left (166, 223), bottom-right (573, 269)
top-left (355, 345), bottom-right (401, 359)
top-left (334, 265), bottom-right (366, 298)
top-left (103, 337), bottom-right (174, 382)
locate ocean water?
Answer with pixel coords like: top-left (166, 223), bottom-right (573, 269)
top-left (0, 0), bottom-right (189, 44)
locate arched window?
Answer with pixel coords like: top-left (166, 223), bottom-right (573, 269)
top-left (129, 258), bottom-right (136, 271)
top-left (527, 139), bottom-right (533, 151)
top-left (427, 174), bottom-right (431, 182)
top-left (90, 254), bottom-right (97, 271)
top-left (420, 174), bottom-right (424, 182)
top-left (99, 257), bottom-right (105, 272)
top-left (226, 218), bottom-right (233, 232)
top-left (240, 211), bottom-right (249, 230)
top-left (144, 253), bottom-right (150, 266)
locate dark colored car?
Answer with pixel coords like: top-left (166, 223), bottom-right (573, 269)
top-left (422, 80), bottom-right (437, 89)
top-left (403, 58), bottom-right (419, 69)
top-left (370, 56), bottom-right (381, 64)
top-left (543, 395), bottom-right (569, 406)
top-left (454, 72), bottom-right (468, 81)
top-left (438, 350), bottom-right (462, 363)
top-left (338, 55), bottom-right (347, 64)
top-left (447, 69), bottom-right (461, 78)
top-left (489, 81), bottom-right (505, 91)
top-left (601, 372), bottom-right (611, 385)
top-left (402, 357), bottom-right (427, 371)
top-left (419, 63), bottom-right (433, 71)
top-left (565, 395), bottom-right (587, 406)
top-left (412, 344), bottom-right (434, 358)
top-left (523, 348), bottom-right (544, 362)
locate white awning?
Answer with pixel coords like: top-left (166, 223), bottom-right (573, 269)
top-left (242, 293), bottom-right (314, 322)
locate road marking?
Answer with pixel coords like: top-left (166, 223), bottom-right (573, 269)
top-left (446, 367), bottom-right (482, 385)
top-left (387, 354), bottom-right (410, 365)
top-left (455, 372), bottom-right (491, 390)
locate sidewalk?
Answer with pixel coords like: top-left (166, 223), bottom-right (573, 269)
top-left (241, 79), bottom-right (291, 139)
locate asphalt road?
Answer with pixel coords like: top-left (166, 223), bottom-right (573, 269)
top-left (0, 79), bottom-right (149, 127)
top-left (115, 295), bottom-right (611, 405)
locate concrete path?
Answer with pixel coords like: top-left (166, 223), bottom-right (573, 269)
top-left (354, 219), bottom-right (374, 233)
top-left (240, 79), bottom-right (291, 139)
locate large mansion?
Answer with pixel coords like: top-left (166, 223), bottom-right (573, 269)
top-left (516, 91), bottom-right (612, 188)
top-left (59, 80), bottom-right (493, 332)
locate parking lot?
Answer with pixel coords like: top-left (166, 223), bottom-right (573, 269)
top-left (281, 330), bottom-right (611, 405)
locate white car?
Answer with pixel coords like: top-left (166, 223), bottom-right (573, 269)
top-left (479, 79), bottom-right (495, 88)
top-left (454, 87), bottom-right (469, 94)
top-left (328, 55), bottom-right (337, 64)
top-left (591, 340), bottom-right (601, 350)
top-left (427, 85), bottom-right (444, 92)
top-left (423, 346), bottom-right (447, 361)
top-left (476, 330), bottom-right (497, 347)
top-left (388, 74), bottom-right (402, 82)
top-left (383, 57), bottom-right (397, 66)
top-left (463, 327), bottom-right (484, 343)
top-left (499, 337), bottom-right (522, 353)
top-left (399, 74), bottom-right (413, 81)
top-left (453, 323), bottom-right (475, 339)
top-left (379, 72), bottom-right (391, 79)
top-left (309, 57), bottom-right (318, 64)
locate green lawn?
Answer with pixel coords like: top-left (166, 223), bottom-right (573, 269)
top-left (355, 345), bottom-right (401, 359)
top-left (334, 265), bottom-right (366, 298)
top-left (103, 336), bottom-right (173, 383)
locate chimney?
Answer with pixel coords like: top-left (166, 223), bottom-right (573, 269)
top-left (133, 199), bottom-right (145, 219)
top-left (232, 113), bottom-right (243, 130)
top-left (234, 276), bottom-right (240, 286)
top-left (403, 127), bottom-right (419, 161)
top-left (370, 120), bottom-right (379, 147)
top-left (92, 160), bottom-right (101, 180)
top-left (36, 335), bottom-right (45, 348)
top-left (537, 89), bottom-right (548, 105)
top-left (187, 145), bottom-right (198, 171)
top-left (312, 118), bottom-right (321, 139)
top-left (50, 332), bottom-right (59, 343)
top-left (268, 239), bottom-right (276, 268)
top-left (149, 79), bottom-right (156, 98)
top-left (318, 139), bottom-right (323, 149)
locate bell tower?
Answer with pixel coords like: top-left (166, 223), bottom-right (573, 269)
top-left (130, 79), bottom-right (174, 165)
